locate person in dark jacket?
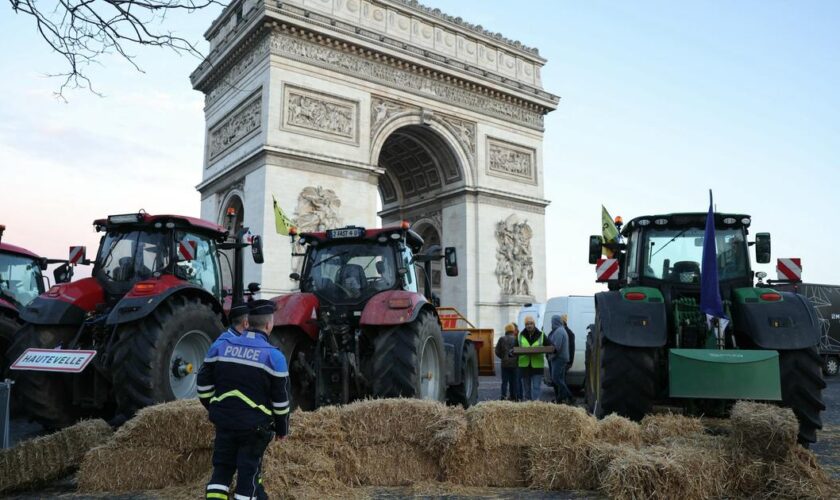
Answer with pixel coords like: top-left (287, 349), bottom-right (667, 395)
top-left (218, 303), bottom-right (249, 342)
top-left (518, 315), bottom-right (552, 401)
top-left (198, 300), bottom-right (289, 500)
top-left (495, 323), bottom-right (518, 400)
top-left (563, 314), bottom-right (576, 370)
top-left (548, 315), bottom-right (573, 404)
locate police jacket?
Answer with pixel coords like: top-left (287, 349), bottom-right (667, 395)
top-left (197, 329), bottom-right (290, 436)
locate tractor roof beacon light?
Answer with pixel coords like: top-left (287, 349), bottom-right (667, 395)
top-left (108, 213), bottom-right (144, 224)
top-left (401, 221), bottom-right (411, 230)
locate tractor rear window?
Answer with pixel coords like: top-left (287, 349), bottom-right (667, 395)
top-left (96, 231), bottom-right (170, 283)
top-left (0, 253), bottom-right (42, 307)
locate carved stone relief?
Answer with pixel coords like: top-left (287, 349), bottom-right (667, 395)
top-left (270, 32), bottom-right (544, 129)
top-left (370, 96), bottom-right (419, 140)
top-left (208, 92), bottom-right (262, 161)
top-left (438, 114), bottom-right (476, 156)
top-left (283, 86), bottom-right (359, 144)
top-left (293, 186), bottom-right (343, 234)
top-left (486, 137), bottom-right (536, 184)
top-left (205, 35), bottom-right (270, 107)
top-left (495, 214), bottom-right (534, 297)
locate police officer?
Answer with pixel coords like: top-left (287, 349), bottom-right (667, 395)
top-left (198, 300), bottom-right (289, 500)
top-left (219, 303), bottom-right (249, 342)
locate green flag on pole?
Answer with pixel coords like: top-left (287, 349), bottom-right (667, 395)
top-left (601, 205), bottom-right (619, 258)
top-left (273, 196), bottom-right (294, 235)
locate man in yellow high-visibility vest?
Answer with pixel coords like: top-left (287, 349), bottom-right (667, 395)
top-left (517, 315), bottom-right (552, 401)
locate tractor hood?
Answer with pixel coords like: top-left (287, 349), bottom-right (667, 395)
top-left (20, 277), bottom-right (104, 325)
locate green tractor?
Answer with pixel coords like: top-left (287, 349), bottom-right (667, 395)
top-left (584, 213), bottom-right (825, 445)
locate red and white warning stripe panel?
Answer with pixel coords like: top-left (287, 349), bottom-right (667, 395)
top-left (777, 258), bottom-right (802, 282)
top-left (178, 241), bottom-right (198, 261)
top-left (596, 258), bottom-right (619, 282)
top-left (68, 246), bottom-right (86, 265)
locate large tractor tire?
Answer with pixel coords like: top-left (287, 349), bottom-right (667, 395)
top-left (111, 295), bottom-right (223, 418)
top-left (371, 309), bottom-right (446, 402)
top-left (0, 313), bottom-right (21, 378)
top-left (779, 347), bottom-right (826, 446)
top-left (446, 340), bottom-right (479, 408)
top-left (6, 324), bottom-right (78, 429)
top-left (271, 327), bottom-right (316, 411)
top-left (591, 327), bottom-right (656, 421)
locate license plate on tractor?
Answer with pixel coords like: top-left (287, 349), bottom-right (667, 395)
top-left (10, 348), bottom-right (97, 373)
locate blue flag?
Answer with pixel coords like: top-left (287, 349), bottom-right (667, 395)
top-left (700, 190), bottom-right (727, 321)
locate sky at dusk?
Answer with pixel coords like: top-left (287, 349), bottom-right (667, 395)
top-left (0, 1), bottom-right (838, 296)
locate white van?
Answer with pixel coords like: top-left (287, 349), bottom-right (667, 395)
top-left (516, 303), bottom-right (545, 334)
top-left (541, 296), bottom-right (595, 390)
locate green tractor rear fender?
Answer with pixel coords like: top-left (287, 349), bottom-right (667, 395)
top-left (595, 288), bottom-right (668, 348)
top-left (732, 288), bottom-right (820, 350)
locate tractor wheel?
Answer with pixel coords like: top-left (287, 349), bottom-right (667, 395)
top-left (112, 295), bottom-right (222, 418)
top-left (584, 330), bottom-right (594, 412)
top-left (446, 340), bottom-right (479, 408)
top-left (271, 327), bottom-right (316, 411)
top-left (371, 309), bottom-right (446, 402)
top-left (0, 314), bottom-right (21, 378)
top-left (822, 356), bottom-right (838, 377)
top-left (594, 334), bottom-right (656, 421)
top-left (779, 347), bottom-right (826, 446)
top-left (6, 324), bottom-right (78, 429)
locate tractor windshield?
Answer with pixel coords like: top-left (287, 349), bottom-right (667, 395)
top-left (302, 242), bottom-right (398, 304)
top-left (0, 252), bottom-right (43, 307)
top-left (95, 230), bottom-right (171, 285)
top-left (640, 227), bottom-right (748, 283)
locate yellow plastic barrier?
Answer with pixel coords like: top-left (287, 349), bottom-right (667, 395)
top-left (437, 307), bottom-right (495, 376)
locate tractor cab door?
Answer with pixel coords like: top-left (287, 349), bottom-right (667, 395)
top-left (175, 232), bottom-right (222, 299)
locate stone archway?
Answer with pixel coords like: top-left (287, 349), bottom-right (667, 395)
top-left (193, 0), bottom-right (558, 324)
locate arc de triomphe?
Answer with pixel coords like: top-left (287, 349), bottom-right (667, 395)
top-left (191, 0), bottom-right (558, 329)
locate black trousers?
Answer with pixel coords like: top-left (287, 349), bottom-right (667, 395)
top-left (206, 427), bottom-right (273, 500)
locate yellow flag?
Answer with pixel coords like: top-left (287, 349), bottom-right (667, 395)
top-left (601, 205), bottom-right (619, 258)
top-left (273, 196), bottom-right (294, 235)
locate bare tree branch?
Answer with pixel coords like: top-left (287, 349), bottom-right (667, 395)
top-left (8, 0), bottom-right (225, 99)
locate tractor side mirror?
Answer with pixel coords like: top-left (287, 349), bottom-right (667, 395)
top-left (251, 235), bottom-right (264, 264)
top-left (588, 235), bottom-right (603, 264)
top-left (444, 247), bottom-right (458, 277)
top-left (755, 233), bottom-right (771, 264)
top-left (53, 263), bottom-right (74, 284)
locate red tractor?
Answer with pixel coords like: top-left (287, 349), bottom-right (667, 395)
top-left (271, 223), bottom-right (479, 410)
top-left (7, 211), bottom-right (263, 429)
top-left (0, 225), bottom-right (75, 377)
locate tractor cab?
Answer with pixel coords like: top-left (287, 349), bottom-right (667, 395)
top-left (0, 243), bottom-right (46, 310)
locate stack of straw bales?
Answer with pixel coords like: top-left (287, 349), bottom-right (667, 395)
top-left (78, 399), bottom-right (213, 493)
top-left (443, 401), bottom-right (597, 487)
top-left (0, 419), bottom-right (112, 493)
top-left (64, 398), bottom-right (834, 499)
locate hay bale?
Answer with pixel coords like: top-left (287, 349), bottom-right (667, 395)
top-left (351, 442), bottom-right (441, 486)
top-left (339, 399), bottom-right (466, 455)
top-left (290, 406), bottom-right (345, 444)
top-left (763, 447), bottom-right (834, 499)
top-left (443, 441), bottom-right (526, 487)
top-left (601, 437), bottom-right (731, 500)
top-left (527, 443), bottom-right (592, 490)
top-left (113, 399), bottom-right (214, 452)
top-left (597, 414), bottom-right (642, 447)
top-left (78, 445), bottom-right (212, 492)
top-left (464, 401), bottom-right (597, 448)
top-left (640, 413), bottom-right (704, 445)
top-left (585, 442), bottom-right (637, 487)
top-left (261, 439), bottom-right (350, 498)
top-left (730, 401), bottom-right (798, 461)
top-left (0, 419), bottom-right (112, 493)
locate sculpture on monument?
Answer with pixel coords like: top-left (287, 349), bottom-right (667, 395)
top-left (495, 214), bottom-right (534, 297)
top-left (293, 185), bottom-right (343, 233)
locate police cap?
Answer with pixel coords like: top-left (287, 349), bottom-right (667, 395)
top-left (229, 303), bottom-right (249, 322)
top-left (248, 299), bottom-right (277, 315)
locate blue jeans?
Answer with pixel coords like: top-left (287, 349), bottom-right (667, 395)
top-left (550, 360), bottom-right (573, 402)
top-left (501, 367), bottom-right (518, 399)
top-left (522, 372), bottom-right (543, 401)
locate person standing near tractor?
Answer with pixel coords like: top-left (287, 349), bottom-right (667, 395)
top-left (495, 323), bottom-right (519, 400)
top-left (518, 316), bottom-right (551, 401)
top-left (198, 300), bottom-right (290, 500)
top-left (548, 315), bottom-right (573, 404)
top-left (218, 303), bottom-right (249, 342)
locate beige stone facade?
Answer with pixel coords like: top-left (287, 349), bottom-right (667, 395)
top-left (192, 0), bottom-right (558, 328)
